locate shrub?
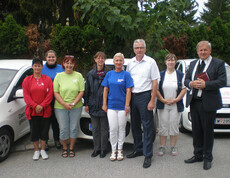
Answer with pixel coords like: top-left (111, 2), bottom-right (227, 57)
top-left (0, 15), bottom-right (28, 56)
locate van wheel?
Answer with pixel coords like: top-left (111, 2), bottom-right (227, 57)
top-left (179, 116), bottom-right (188, 133)
top-left (0, 129), bottom-right (12, 162)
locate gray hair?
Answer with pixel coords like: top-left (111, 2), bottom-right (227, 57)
top-left (113, 52), bottom-right (124, 61)
top-left (196, 41), bottom-right (211, 50)
top-left (133, 39), bottom-right (146, 49)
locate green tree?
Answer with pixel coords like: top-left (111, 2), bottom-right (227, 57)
top-left (0, 15), bottom-right (28, 56)
top-left (201, 0), bottom-right (230, 25)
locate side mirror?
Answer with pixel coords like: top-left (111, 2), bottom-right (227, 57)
top-left (14, 89), bottom-right (24, 99)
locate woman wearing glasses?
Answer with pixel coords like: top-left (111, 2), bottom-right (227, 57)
top-left (84, 51), bottom-right (109, 158)
top-left (53, 55), bottom-right (85, 158)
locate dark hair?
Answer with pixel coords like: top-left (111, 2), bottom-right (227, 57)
top-left (32, 57), bottom-right (43, 66)
top-left (94, 51), bottom-right (106, 60)
top-left (62, 55), bottom-right (76, 69)
top-left (45, 50), bottom-right (57, 58)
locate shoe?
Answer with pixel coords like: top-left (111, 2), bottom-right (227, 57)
top-left (110, 150), bottom-right (117, 161)
top-left (100, 150), bottom-right (107, 158)
top-left (55, 141), bottom-right (62, 149)
top-left (91, 150), bottom-right (100, 158)
top-left (143, 157), bottom-right (151, 168)
top-left (69, 149), bottom-right (75, 158)
top-left (157, 146), bottom-right (166, 156)
top-left (126, 151), bottom-right (143, 158)
top-left (33, 151), bottom-right (40, 161)
top-left (62, 149), bottom-right (68, 158)
top-left (184, 156), bottom-right (203, 163)
top-left (40, 150), bottom-right (48, 160)
top-left (117, 150), bottom-right (123, 161)
top-left (203, 161), bottom-right (212, 170)
top-left (170, 146), bottom-right (178, 156)
top-left (45, 142), bottom-right (49, 151)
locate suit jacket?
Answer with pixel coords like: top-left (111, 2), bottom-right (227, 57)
top-left (184, 57), bottom-right (226, 112)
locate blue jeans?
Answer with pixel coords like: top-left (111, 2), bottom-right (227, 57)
top-left (55, 107), bottom-right (82, 140)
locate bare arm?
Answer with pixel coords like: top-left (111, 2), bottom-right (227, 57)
top-left (125, 87), bottom-right (132, 116)
top-left (102, 87), bottom-right (109, 112)
top-left (148, 79), bottom-right (158, 111)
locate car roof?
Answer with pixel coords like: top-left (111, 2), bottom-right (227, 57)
top-left (105, 58), bottom-right (131, 66)
top-left (0, 59), bottom-right (33, 70)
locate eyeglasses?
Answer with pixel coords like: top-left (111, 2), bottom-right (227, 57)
top-left (134, 47), bottom-right (145, 50)
top-left (65, 55), bottom-right (74, 59)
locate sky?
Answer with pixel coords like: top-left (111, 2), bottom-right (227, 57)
top-left (195, 0), bottom-right (208, 18)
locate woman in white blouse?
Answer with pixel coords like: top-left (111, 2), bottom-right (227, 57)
top-left (156, 53), bottom-right (186, 156)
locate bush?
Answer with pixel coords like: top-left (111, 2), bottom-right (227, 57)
top-left (0, 15), bottom-right (28, 56)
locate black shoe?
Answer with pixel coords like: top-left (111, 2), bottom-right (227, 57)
top-left (184, 156), bottom-right (203, 163)
top-left (100, 151), bottom-right (107, 158)
top-left (55, 141), bottom-right (62, 149)
top-left (126, 151), bottom-right (143, 158)
top-left (45, 143), bottom-right (49, 151)
top-left (203, 161), bottom-right (212, 170)
top-left (143, 157), bottom-right (151, 168)
top-left (91, 150), bottom-right (100, 158)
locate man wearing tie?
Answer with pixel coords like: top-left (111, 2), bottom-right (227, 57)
top-left (184, 41), bottom-right (226, 170)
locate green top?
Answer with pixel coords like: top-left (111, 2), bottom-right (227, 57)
top-left (53, 71), bottom-right (85, 109)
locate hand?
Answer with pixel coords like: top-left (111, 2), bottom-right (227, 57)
top-left (165, 99), bottom-right (176, 105)
top-left (147, 100), bottom-right (155, 111)
top-left (35, 105), bottom-right (43, 113)
top-left (125, 106), bottom-right (130, 116)
top-left (85, 106), bottom-right (89, 113)
top-left (63, 103), bottom-right (73, 111)
top-left (191, 79), bottom-right (205, 90)
top-left (102, 105), bottom-right (107, 112)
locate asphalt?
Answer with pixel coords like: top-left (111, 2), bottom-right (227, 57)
top-left (12, 130), bottom-right (56, 152)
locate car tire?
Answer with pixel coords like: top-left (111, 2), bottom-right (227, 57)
top-left (179, 116), bottom-right (189, 133)
top-left (0, 129), bottom-right (13, 162)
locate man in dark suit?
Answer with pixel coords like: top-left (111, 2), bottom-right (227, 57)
top-left (184, 41), bottom-right (226, 170)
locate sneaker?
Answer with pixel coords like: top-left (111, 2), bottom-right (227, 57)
top-left (157, 146), bottom-right (166, 156)
top-left (117, 150), bottom-right (124, 161)
top-left (33, 151), bottom-right (40, 161)
top-left (110, 150), bottom-right (117, 161)
top-left (171, 147), bottom-right (178, 156)
top-left (40, 150), bottom-right (49, 160)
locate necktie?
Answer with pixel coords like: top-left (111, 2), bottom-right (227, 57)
top-left (197, 60), bottom-right (205, 74)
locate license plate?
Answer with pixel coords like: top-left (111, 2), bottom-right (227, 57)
top-left (215, 118), bottom-right (230, 125)
top-left (89, 123), bottom-right (92, 131)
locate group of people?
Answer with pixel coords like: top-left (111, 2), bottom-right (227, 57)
top-left (22, 39), bottom-right (226, 171)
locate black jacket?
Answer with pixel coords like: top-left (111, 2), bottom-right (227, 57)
top-left (84, 66), bottom-right (109, 117)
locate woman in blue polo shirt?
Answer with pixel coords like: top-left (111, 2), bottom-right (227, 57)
top-left (102, 53), bottom-right (134, 161)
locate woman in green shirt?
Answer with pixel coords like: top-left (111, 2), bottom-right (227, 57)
top-left (53, 55), bottom-right (85, 158)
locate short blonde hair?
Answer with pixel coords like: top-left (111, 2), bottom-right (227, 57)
top-left (113, 52), bottom-right (124, 61)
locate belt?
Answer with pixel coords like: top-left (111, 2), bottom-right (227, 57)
top-left (132, 90), bottom-right (151, 96)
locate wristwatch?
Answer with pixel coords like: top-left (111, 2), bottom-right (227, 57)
top-left (72, 102), bottom-right (76, 106)
top-left (125, 106), bottom-right (130, 110)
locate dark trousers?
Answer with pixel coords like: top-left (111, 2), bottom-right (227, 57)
top-left (29, 116), bottom-right (50, 142)
top-left (130, 91), bottom-right (154, 158)
top-left (190, 99), bottom-right (216, 162)
top-left (48, 100), bottom-right (60, 142)
top-left (91, 116), bottom-right (109, 151)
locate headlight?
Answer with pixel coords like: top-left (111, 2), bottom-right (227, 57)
top-left (222, 104), bottom-right (230, 108)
